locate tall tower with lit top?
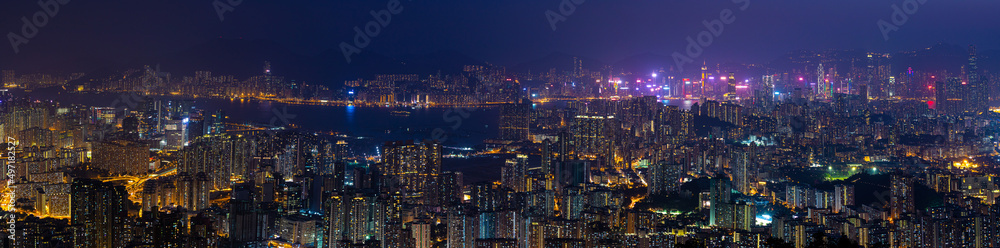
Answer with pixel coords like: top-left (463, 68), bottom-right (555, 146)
top-left (725, 72), bottom-right (737, 101)
top-left (701, 61), bottom-right (709, 99)
top-left (817, 63), bottom-right (828, 99)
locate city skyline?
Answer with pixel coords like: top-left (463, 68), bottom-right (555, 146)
top-left (2, 1), bottom-right (1000, 248)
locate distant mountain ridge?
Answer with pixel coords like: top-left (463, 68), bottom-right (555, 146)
top-left (102, 39), bottom-right (490, 86)
top-left (44, 39), bottom-right (1000, 90)
top-left (510, 52), bottom-right (605, 73)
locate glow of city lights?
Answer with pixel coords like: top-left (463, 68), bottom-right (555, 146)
top-left (953, 160), bottom-right (979, 169)
top-left (4, 8), bottom-right (992, 244)
top-left (756, 214), bottom-right (773, 225)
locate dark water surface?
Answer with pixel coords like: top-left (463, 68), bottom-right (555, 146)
top-left (14, 89), bottom-right (499, 148)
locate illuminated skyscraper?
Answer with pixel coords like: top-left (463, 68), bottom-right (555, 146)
top-left (709, 177), bottom-right (732, 227)
top-left (381, 140), bottom-right (441, 201)
top-left (186, 114), bottom-right (204, 141)
top-left (501, 154), bottom-right (528, 192)
top-left (647, 161), bottom-right (682, 195)
top-left (177, 134), bottom-right (256, 193)
top-left (701, 62), bottom-right (709, 99)
top-left (447, 205), bottom-right (476, 248)
top-left (562, 187), bottom-right (586, 220)
top-left (92, 139), bottom-right (148, 176)
top-left (935, 78), bottom-right (966, 116)
top-left (412, 218), bottom-right (433, 248)
top-left (817, 63), bottom-right (829, 99)
top-left (733, 201), bottom-right (754, 231)
top-left (278, 215), bottom-right (320, 246)
top-left (437, 171), bottom-right (464, 206)
top-left (572, 57), bottom-right (583, 78)
top-left (967, 45), bottom-right (987, 114)
top-left (833, 184), bottom-right (855, 213)
top-left (498, 98), bottom-right (531, 141)
top-left (471, 182), bottom-right (502, 213)
top-left (890, 174), bottom-right (914, 220)
top-left (697, 100), bottom-right (742, 126)
top-left (162, 118), bottom-right (186, 151)
top-left (867, 53), bottom-right (892, 99)
top-left (655, 106), bottom-right (691, 145)
top-left (756, 75), bottom-right (775, 111)
top-left (325, 192), bottom-right (349, 247)
top-left (571, 115), bottom-right (612, 157)
top-left (725, 72), bottom-right (737, 101)
top-left (346, 193), bottom-right (385, 243)
top-left (71, 179), bottom-right (130, 248)
top-left (730, 147), bottom-right (753, 195)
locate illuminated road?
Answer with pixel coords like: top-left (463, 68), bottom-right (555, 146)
top-left (99, 167), bottom-right (177, 203)
top-left (0, 187), bottom-right (12, 211)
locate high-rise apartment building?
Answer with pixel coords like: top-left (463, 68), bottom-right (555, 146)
top-left (382, 140), bottom-right (441, 202)
top-left (498, 98), bottom-right (531, 141)
top-left (71, 179), bottom-right (131, 248)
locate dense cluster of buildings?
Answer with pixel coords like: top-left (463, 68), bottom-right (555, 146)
top-left (0, 45), bottom-right (999, 247)
top-left (1, 70), bottom-right (84, 90)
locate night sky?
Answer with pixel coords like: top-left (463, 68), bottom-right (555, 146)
top-left (2, 0), bottom-right (999, 73)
